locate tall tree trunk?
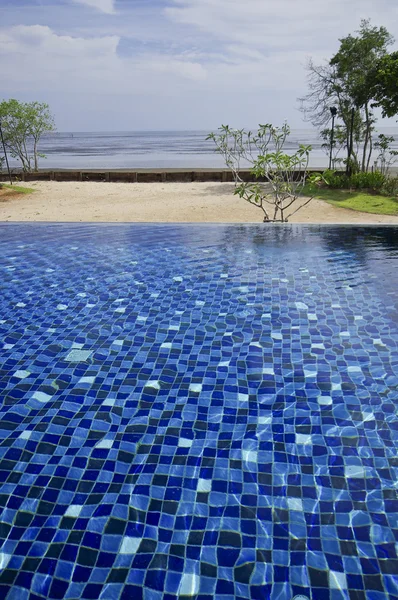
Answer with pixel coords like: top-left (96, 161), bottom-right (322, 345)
top-left (347, 108), bottom-right (355, 176)
top-left (34, 139), bottom-right (38, 172)
top-left (362, 104), bottom-right (373, 172)
top-left (366, 134), bottom-right (373, 173)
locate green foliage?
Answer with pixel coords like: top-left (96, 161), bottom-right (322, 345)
top-left (300, 19), bottom-right (394, 173)
top-left (330, 20), bottom-right (393, 107)
top-left (0, 184), bottom-right (35, 195)
top-left (321, 169), bottom-right (387, 191)
top-left (207, 123), bottom-right (319, 222)
top-left (374, 134), bottom-right (398, 174)
top-left (370, 51), bottom-right (398, 118)
top-left (0, 99), bottom-right (55, 172)
top-left (380, 177), bottom-right (398, 197)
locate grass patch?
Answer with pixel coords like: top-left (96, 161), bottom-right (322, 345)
top-left (0, 184), bottom-right (35, 195)
top-left (303, 185), bottom-right (398, 216)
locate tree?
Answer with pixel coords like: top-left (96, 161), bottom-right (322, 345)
top-left (373, 134), bottom-right (398, 174)
top-left (0, 99), bottom-right (55, 172)
top-left (207, 123), bottom-right (321, 223)
top-left (370, 51), bottom-right (398, 119)
top-left (299, 20), bottom-right (394, 174)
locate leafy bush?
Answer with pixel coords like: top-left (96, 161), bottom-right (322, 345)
top-left (321, 169), bottom-right (389, 192)
top-left (381, 177), bottom-right (398, 196)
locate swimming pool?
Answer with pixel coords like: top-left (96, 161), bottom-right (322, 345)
top-left (0, 224), bottom-right (397, 600)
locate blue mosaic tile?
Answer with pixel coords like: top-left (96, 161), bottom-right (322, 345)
top-left (0, 224), bottom-right (397, 600)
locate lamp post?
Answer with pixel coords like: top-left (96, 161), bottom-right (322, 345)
top-left (0, 119), bottom-right (12, 185)
top-left (329, 106), bottom-right (337, 170)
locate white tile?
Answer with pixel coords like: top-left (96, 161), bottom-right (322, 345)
top-left (179, 573), bottom-right (200, 596)
top-left (304, 370), bottom-right (317, 378)
top-left (340, 331), bottom-right (350, 337)
top-left (329, 571), bottom-right (347, 590)
top-left (79, 376), bottom-right (95, 384)
top-left (271, 332), bottom-right (282, 340)
top-left (65, 505), bottom-right (83, 518)
top-left (173, 276), bottom-right (183, 282)
top-left (115, 307), bottom-right (125, 313)
top-left (32, 392), bottom-right (52, 403)
top-left (242, 450), bottom-right (258, 464)
top-left (296, 434), bottom-right (312, 445)
top-left (262, 368), bottom-right (274, 375)
top-left (178, 438), bottom-right (193, 448)
top-left (0, 553), bottom-right (11, 570)
top-left (345, 465), bottom-right (365, 478)
top-left (348, 366), bottom-right (362, 373)
top-left (197, 479), bottom-right (212, 493)
top-left (295, 302), bottom-right (308, 311)
top-left (195, 301), bottom-right (205, 306)
top-left (120, 536), bottom-right (141, 554)
top-left (258, 416), bottom-right (272, 425)
top-left (238, 394), bottom-right (249, 403)
top-left (3, 344), bottom-right (15, 350)
top-left (145, 380), bottom-right (160, 390)
top-left (288, 498), bottom-right (303, 512)
top-left (308, 314), bottom-right (318, 321)
top-left (57, 304), bottom-right (68, 311)
top-left (112, 340), bottom-right (124, 346)
top-left (65, 349), bottom-right (92, 362)
top-left (16, 302), bottom-right (26, 308)
top-left (19, 430), bottom-right (32, 440)
top-left (311, 344), bottom-right (325, 350)
top-left (72, 343), bottom-right (84, 349)
top-left (161, 343), bottom-right (172, 349)
top-left (168, 325), bottom-right (179, 331)
top-left (14, 370), bottom-right (30, 379)
top-left (189, 383), bottom-right (202, 393)
top-left (96, 439), bottom-right (113, 449)
top-left (318, 396), bottom-right (332, 406)
top-left (218, 361), bottom-right (230, 367)
top-left (103, 398), bottom-right (116, 406)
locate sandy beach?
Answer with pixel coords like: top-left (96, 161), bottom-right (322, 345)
top-left (1, 181), bottom-right (397, 223)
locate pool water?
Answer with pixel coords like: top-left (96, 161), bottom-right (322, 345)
top-left (0, 224), bottom-right (397, 600)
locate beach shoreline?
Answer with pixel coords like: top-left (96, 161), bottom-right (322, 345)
top-left (1, 181), bottom-right (397, 224)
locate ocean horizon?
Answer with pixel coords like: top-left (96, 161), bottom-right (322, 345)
top-left (4, 128), bottom-right (398, 170)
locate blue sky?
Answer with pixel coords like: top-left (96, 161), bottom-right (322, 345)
top-left (1, 0), bottom-right (397, 131)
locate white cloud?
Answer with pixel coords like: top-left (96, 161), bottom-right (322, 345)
top-left (0, 25), bottom-right (206, 96)
top-left (1, 0), bottom-right (397, 129)
top-left (72, 0), bottom-right (116, 14)
top-left (165, 0), bottom-right (398, 52)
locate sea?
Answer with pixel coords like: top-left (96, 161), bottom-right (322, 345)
top-left (4, 128), bottom-right (398, 170)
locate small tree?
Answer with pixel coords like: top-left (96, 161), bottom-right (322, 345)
top-left (207, 123), bottom-right (321, 223)
top-left (374, 134), bottom-right (398, 175)
top-left (0, 99), bottom-right (55, 172)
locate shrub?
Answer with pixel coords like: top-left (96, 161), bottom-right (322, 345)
top-left (381, 176), bottom-right (398, 197)
top-left (322, 169), bottom-right (389, 192)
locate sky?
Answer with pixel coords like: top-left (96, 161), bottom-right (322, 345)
top-left (0, 0), bottom-right (398, 131)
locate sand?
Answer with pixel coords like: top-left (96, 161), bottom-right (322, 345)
top-left (0, 180), bottom-right (397, 223)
